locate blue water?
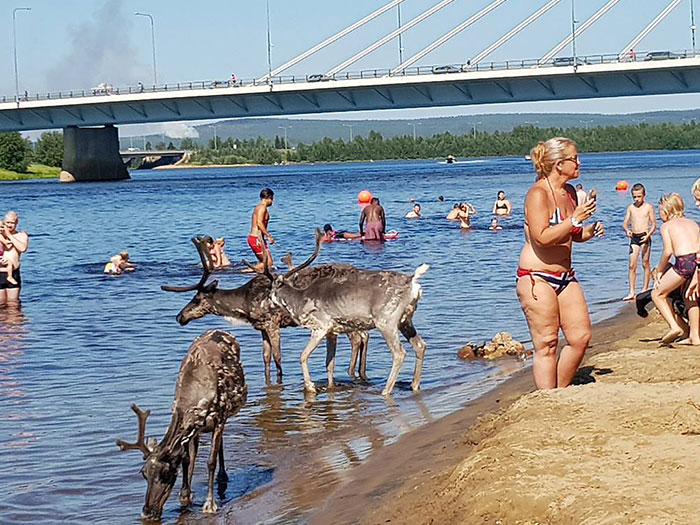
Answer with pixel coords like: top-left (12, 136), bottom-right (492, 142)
top-left (2, 150), bottom-right (699, 524)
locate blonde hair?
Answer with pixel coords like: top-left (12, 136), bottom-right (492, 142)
top-left (692, 178), bottom-right (700, 198)
top-left (659, 193), bottom-right (685, 220)
top-left (530, 137), bottom-right (577, 178)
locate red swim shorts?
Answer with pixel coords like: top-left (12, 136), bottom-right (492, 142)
top-left (247, 235), bottom-right (270, 257)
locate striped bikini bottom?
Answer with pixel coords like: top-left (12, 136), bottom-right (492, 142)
top-left (517, 268), bottom-right (577, 298)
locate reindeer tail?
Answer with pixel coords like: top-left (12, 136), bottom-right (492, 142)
top-left (411, 264), bottom-right (429, 301)
top-left (412, 263), bottom-right (430, 282)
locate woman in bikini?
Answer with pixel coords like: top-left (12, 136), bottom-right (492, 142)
top-left (651, 193), bottom-right (700, 345)
top-left (517, 137), bottom-right (603, 389)
top-left (492, 190), bottom-right (512, 216)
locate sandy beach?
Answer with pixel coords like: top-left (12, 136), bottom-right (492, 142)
top-left (311, 306), bottom-right (700, 524)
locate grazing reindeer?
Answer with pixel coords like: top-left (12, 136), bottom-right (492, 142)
top-left (116, 330), bottom-right (247, 520)
top-left (162, 237), bottom-right (370, 384)
top-left (266, 230), bottom-right (428, 396)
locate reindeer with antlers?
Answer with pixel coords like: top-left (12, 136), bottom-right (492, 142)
top-left (162, 236), bottom-right (370, 384)
top-left (116, 330), bottom-right (247, 520)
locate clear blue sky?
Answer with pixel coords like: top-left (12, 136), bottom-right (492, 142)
top-left (2, 0), bottom-right (700, 135)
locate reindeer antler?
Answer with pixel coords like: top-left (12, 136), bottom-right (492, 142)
top-left (284, 228), bottom-right (323, 278)
top-left (161, 236), bottom-right (213, 293)
top-left (116, 403), bottom-right (154, 458)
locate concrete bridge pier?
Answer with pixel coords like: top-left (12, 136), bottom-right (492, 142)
top-left (59, 125), bottom-right (130, 182)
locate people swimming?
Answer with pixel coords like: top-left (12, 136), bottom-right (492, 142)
top-left (489, 218), bottom-right (503, 231)
top-left (104, 251), bottom-right (136, 275)
top-left (492, 191), bottom-right (512, 216)
top-left (405, 203), bottom-right (421, 219)
top-left (359, 197), bottom-right (386, 241)
top-left (322, 224), bottom-right (362, 242)
top-left (203, 236), bottom-right (231, 268)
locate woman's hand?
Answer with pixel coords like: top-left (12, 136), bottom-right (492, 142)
top-left (593, 221), bottom-right (605, 237)
top-left (572, 199), bottom-right (596, 223)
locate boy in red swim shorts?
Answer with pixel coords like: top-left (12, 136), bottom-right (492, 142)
top-left (248, 188), bottom-right (275, 271)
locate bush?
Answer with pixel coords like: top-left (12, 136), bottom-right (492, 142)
top-left (33, 131), bottom-right (63, 167)
top-left (0, 132), bottom-right (30, 172)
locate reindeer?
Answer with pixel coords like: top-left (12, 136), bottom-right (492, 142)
top-left (264, 230), bottom-right (428, 396)
top-left (116, 330), bottom-right (247, 520)
top-left (162, 236), bottom-right (370, 384)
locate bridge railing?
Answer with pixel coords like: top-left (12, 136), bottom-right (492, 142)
top-left (2, 49), bottom-right (697, 105)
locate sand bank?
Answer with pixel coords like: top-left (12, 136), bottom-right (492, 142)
top-left (312, 307), bottom-right (700, 524)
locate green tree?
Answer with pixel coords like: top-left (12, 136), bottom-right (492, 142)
top-left (33, 131), bottom-right (63, 167)
top-left (0, 132), bottom-right (30, 172)
top-left (145, 141), bottom-right (153, 150)
top-left (180, 137), bottom-right (200, 150)
top-left (167, 141), bottom-right (176, 150)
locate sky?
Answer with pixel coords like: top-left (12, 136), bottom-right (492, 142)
top-left (2, 0), bottom-right (700, 137)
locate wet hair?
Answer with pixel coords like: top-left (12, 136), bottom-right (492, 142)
top-left (693, 178), bottom-right (700, 198)
top-left (631, 183), bottom-right (645, 194)
top-left (414, 203), bottom-right (421, 209)
top-left (203, 235), bottom-right (214, 244)
top-left (453, 203), bottom-right (460, 208)
top-left (370, 197), bottom-right (379, 204)
top-left (530, 137), bottom-right (577, 178)
top-left (323, 223), bottom-right (333, 233)
top-left (119, 250), bottom-right (129, 260)
top-left (575, 184), bottom-right (583, 190)
top-left (260, 188), bottom-right (274, 200)
top-left (659, 193), bottom-right (685, 220)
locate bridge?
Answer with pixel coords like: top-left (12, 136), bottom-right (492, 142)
top-left (2, 0), bottom-right (698, 181)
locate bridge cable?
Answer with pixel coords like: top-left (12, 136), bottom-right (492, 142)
top-left (469, 0), bottom-right (563, 66)
top-left (257, 0), bottom-right (408, 82)
top-left (618, 0), bottom-right (683, 60)
top-left (325, 0), bottom-right (456, 77)
top-left (540, 0), bottom-right (622, 64)
top-left (390, 0), bottom-right (509, 75)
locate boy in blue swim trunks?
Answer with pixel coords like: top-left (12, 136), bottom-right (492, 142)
top-left (622, 183), bottom-right (656, 301)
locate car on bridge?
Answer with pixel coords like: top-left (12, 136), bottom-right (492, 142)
top-left (92, 83), bottom-right (114, 95)
top-left (644, 51), bottom-right (686, 61)
top-left (307, 73), bottom-right (334, 82)
top-left (552, 56), bottom-right (587, 67)
top-left (432, 65), bottom-right (461, 74)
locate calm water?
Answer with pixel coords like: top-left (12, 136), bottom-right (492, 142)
top-left (2, 150), bottom-right (700, 524)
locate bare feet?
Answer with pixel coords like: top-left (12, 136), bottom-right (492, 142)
top-left (622, 293), bottom-right (635, 301)
top-left (660, 328), bottom-right (684, 345)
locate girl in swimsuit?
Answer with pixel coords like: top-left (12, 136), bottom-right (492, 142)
top-left (516, 137), bottom-right (603, 389)
top-left (492, 190), bottom-right (512, 216)
top-left (651, 193), bottom-right (700, 345)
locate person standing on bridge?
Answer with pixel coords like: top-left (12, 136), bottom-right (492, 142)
top-left (0, 211), bottom-right (29, 306)
top-left (248, 188), bottom-right (275, 271)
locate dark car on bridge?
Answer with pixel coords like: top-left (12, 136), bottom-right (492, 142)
top-left (644, 51), bottom-right (685, 61)
top-left (552, 56), bottom-right (586, 67)
top-left (307, 74), bottom-right (334, 82)
top-left (432, 65), bottom-right (461, 74)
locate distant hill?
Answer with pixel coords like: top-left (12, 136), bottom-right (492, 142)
top-left (122, 109), bottom-right (700, 148)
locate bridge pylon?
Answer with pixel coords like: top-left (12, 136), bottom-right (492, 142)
top-left (59, 125), bottom-right (130, 183)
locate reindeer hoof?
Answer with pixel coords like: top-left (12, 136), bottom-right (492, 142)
top-left (304, 382), bottom-right (317, 394)
top-left (179, 489), bottom-right (193, 507)
top-left (202, 497), bottom-right (218, 514)
top-left (381, 388), bottom-right (392, 397)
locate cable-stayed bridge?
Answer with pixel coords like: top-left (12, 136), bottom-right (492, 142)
top-left (2, 0), bottom-right (696, 180)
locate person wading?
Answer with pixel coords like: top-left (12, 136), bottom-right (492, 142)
top-left (0, 211), bottom-right (29, 306)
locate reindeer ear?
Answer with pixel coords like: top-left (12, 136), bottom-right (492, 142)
top-left (204, 280), bottom-right (219, 292)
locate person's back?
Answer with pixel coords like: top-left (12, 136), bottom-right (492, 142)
top-left (446, 204), bottom-right (460, 220)
top-left (664, 217), bottom-right (700, 257)
top-left (360, 198), bottom-right (385, 241)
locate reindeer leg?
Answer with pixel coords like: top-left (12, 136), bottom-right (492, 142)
top-left (179, 437), bottom-right (198, 506)
top-left (347, 332), bottom-right (359, 379)
top-left (325, 334), bottom-right (337, 389)
top-left (377, 325), bottom-right (407, 396)
top-left (203, 424), bottom-right (225, 514)
top-left (268, 327), bottom-right (283, 383)
top-left (359, 331), bottom-right (369, 382)
top-left (261, 330), bottom-right (273, 385)
top-left (300, 330), bottom-right (326, 394)
top-left (217, 436), bottom-right (228, 484)
top-left (400, 320), bottom-right (426, 392)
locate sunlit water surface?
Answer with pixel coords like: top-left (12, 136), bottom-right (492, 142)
top-left (2, 150), bottom-right (699, 524)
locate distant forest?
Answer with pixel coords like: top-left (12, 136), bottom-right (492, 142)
top-left (184, 121), bottom-right (700, 165)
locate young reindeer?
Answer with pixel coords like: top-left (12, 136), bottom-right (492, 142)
top-left (162, 236), bottom-right (370, 384)
top-left (116, 330), bottom-right (247, 520)
top-left (265, 230), bottom-right (429, 396)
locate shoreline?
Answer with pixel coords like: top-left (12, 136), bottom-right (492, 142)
top-left (309, 304), bottom-right (646, 524)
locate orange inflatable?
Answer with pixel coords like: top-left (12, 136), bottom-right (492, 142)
top-left (616, 180), bottom-right (629, 191)
top-left (357, 190), bottom-right (372, 204)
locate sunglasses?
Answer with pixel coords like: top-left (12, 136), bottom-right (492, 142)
top-left (560, 155), bottom-right (580, 165)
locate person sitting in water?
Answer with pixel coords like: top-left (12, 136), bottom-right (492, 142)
top-left (446, 203), bottom-right (461, 220)
top-left (651, 193), bottom-right (700, 345)
top-left (104, 251), bottom-right (136, 275)
top-left (322, 223), bottom-right (362, 242)
top-left (457, 203), bottom-right (476, 230)
top-left (204, 236), bottom-right (231, 268)
top-left (405, 203), bottom-right (421, 219)
top-left (492, 190), bottom-right (512, 216)
top-left (489, 218), bottom-right (503, 231)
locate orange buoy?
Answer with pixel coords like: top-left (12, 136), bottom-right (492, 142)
top-left (357, 190), bottom-right (372, 204)
top-left (616, 180), bottom-right (629, 191)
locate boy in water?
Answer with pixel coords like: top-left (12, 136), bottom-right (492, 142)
top-left (622, 183), bottom-right (656, 301)
top-left (0, 220), bottom-right (18, 285)
top-left (248, 188), bottom-right (275, 271)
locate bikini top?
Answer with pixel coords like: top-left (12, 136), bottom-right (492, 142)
top-left (549, 190), bottom-right (583, 235)
top-left (495, 202), bottom-right (508, 209)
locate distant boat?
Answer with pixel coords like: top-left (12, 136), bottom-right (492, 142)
top-left (524, 154), bottom-right (532, 161)
top-left (446, 154), bottom-right (456, 164)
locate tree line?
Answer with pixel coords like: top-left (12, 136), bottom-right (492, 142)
top-left (2, 121), bottom-right (700, 172)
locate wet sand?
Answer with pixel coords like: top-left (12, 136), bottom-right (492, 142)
top-left (310, 306), bottom-right (700, 524)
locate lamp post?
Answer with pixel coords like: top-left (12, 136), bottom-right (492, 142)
top-left (691, 0), bottom-right (697, 55)
top-left (571, 0), bottom-right (578, 69)
top-left (343, 123), bottom-right (355, 142)
top-left (278, 125), bottom-right (290, 150)
top-left (472, 121), bottom-right (482, 139)
top-left (266, 0), bottom-right (273, 82)
top-left (135, 12), bottom-right (158, 86)
top-left (408, 122), bottom-right (420, 140)
top-left (397, 3), bottom-right (404, 64)
top-left (12, 7), bottom-right (31, 104)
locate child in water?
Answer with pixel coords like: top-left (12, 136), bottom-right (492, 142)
top-left (0, 220), bottom-right (18, 285)
top-left (489, 218), bottom-right (503, 231)
top-left (651, 193), bottom-right (700, 345)
top-left (211, 237), bottom-right (231, 268)
top-left (104, 251), bottom-right (136, 275)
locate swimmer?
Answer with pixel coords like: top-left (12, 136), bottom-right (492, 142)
top-left (457, 203), bottom-right (475, 229)
top-left (104, 251), bottom-right (136, 275)
top-left (405, 203), bottom-right (421, 219)
top-left (492, 191), bottom-right (512, 216)
top-left (323, 223), bottom-right (362, 242)
top-left (489, 218), bottom-right (503, 231)
top-left (212, 237), bottom-right (231, 268)
top-left (446, 203), bottom-right (461, 220)
top-left (575, 183), bottom-right (587, 205)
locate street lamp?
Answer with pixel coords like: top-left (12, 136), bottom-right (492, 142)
top-left (13, 7), bottom-right (31, 104)
top-left (571, 0), bottom-right (579, 69)
top-left (408, 122), bottom-right (420, 140)
top-left (472, 121), bottom-right (482, 139)
top-left (397, 4), bottom-right (404, 64)
top-left (691, 0), bottom-right (697, 55)
top-left (135, 12), bottom-right (158, 86)
top-left (266, 0), bottom-right (273, 82)
top-left (343, 123), bottom-right (355, 142)
top-left (278, 125), bottom-right (290, 150)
